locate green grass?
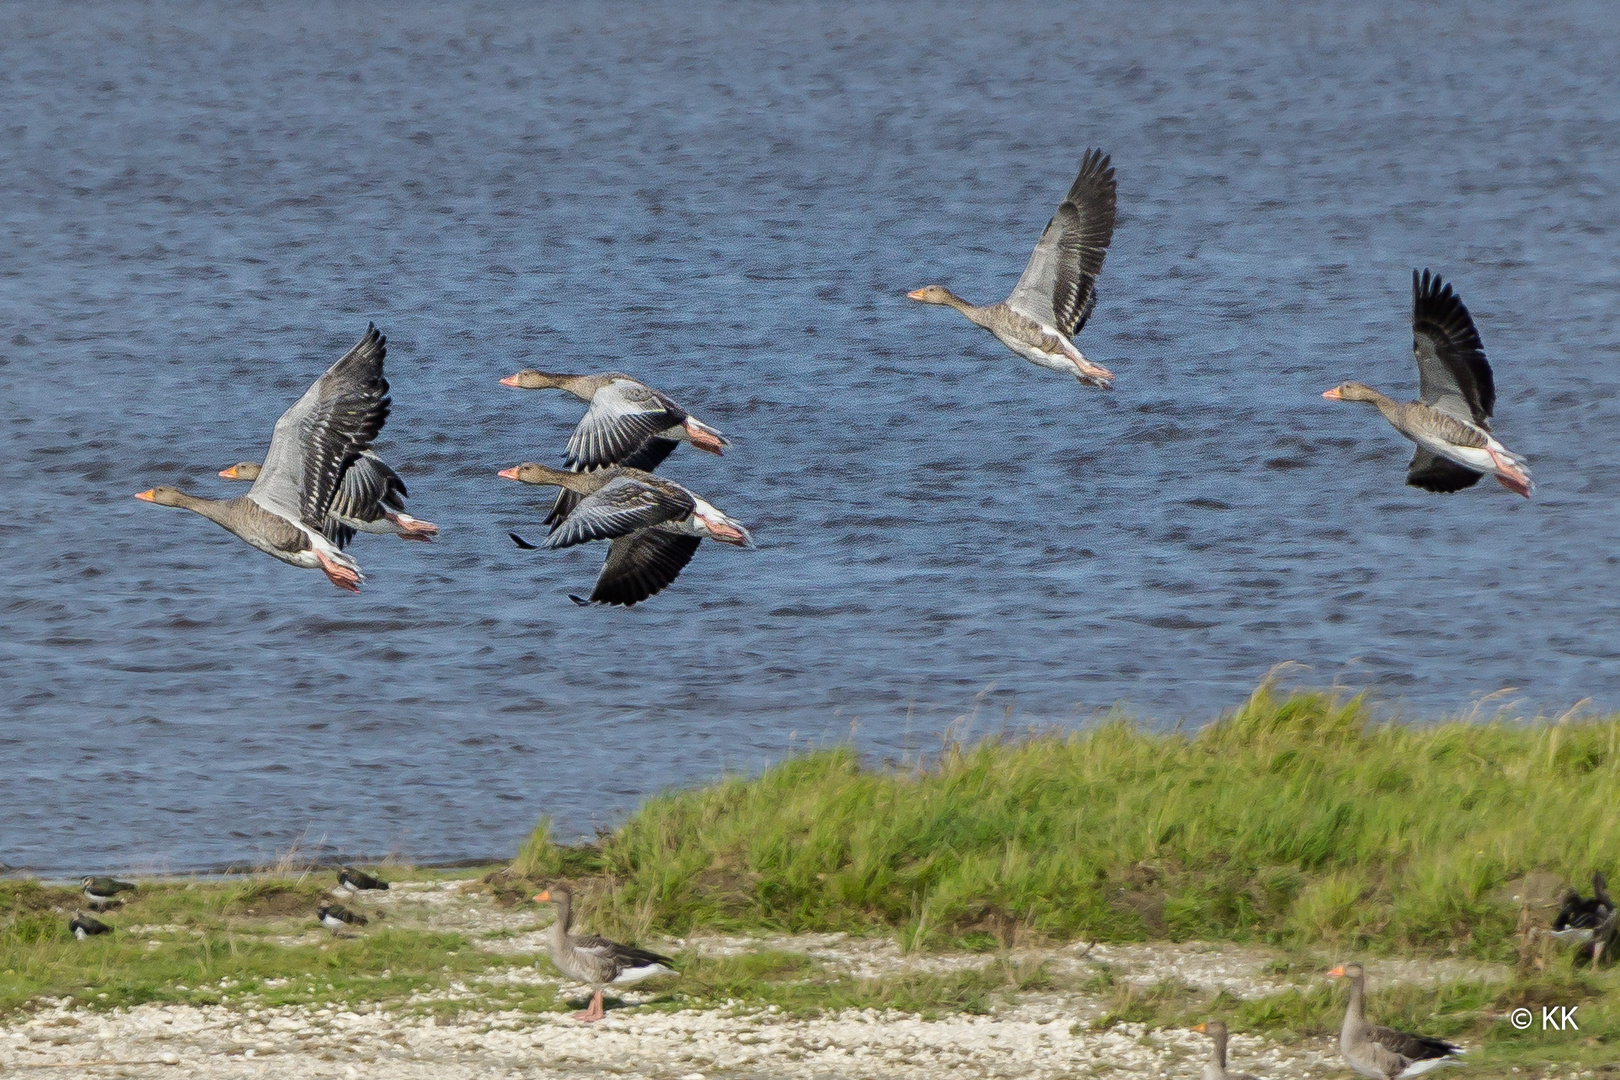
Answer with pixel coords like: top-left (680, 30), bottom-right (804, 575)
top-left (514, 682), bottom-right (1620, 958)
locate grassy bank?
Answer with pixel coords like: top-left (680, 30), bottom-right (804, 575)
top-left (516, 683), bottom-right (1620, 956)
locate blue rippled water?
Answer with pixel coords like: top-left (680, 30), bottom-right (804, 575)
top-left (2, 1), bottom-right (1618, 873)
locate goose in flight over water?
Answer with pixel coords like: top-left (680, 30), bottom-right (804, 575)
top-left (1323, 271), bottom-right (1531, 497)
top-left (500, 370), bottom-right (729, 533)
top-left (1328, 963), bottom-right (1463, 1079)
top-left (908, 148), bottom-right (1118, 388)
top-left (498, 462), bottom-right (752, 607)
top-left (218, 451), bottom-right (437, 543)
top-left (533, 886), bottom-right (677, 1022)
top-left (134, 326), bottom-right (392, 592)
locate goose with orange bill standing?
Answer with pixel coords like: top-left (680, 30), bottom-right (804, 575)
top-left (1328, 963), bottom-right (1463, 1079)
top-left (533, 886), bottom-right (676, 1022)
top-left (1322, 271), bottom-right (1531, 497)
top-left (1190, 1020), bottom-right (1257, 1080)
top-left (134, 325), bottom-right (392, 592)
top-left (908, 148), bottom-right (1118, 388)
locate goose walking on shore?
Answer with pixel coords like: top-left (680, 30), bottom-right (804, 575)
top-left (533, 887), bottom-right (676, 1022)
top-left (499, 463), bottom-right (752, 607)
top-left (500, 370), bottom-right (729, 532)
top-left (1191, 1020), bottom-right (1257, 1080)
top-left (1322, 271), bottom-right (1531, 497)
top-left (219, 452), bottom-right (437, 543)
top-left (135, 326), bottom-right (392, 592)
top-left (908, 148), bottom-right (1118, 387)
top-left (1328, 963), bottom-right (1463, 1079)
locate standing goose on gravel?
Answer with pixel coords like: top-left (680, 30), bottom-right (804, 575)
top-left (135, 326), bottom-right (392, 592)
top-left (1191, 1020), bottom-right (1257, 1080)
top-left (908, 148), bottom-right (1118, 388)
top-left (533, 887), bottom-right (677, 1022)
top-left (1322, 270), bottom-right (1531, 497)
top-left (81, 876), bottom-right (136, 908)
top-left (219, 452), bottom-right (437, 543)
top-left (500, 370), bottom-right (729, 533)
top-left (498, 463), bottom-right (753, 607)
top-left (1328, 963), bottom-right (1463, 1079)
top-left (1550, 871), bottom-right (1617, 964)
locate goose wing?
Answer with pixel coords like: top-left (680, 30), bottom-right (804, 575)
top-left (564, 379), bottom-right (685, 470)
top-left (1406, 448), bottom-right (1483, 493)
top-left (319, 451), bottom-right (406, 547)
top-left (1006, 149), bottom-right (1117, 336)
top-left (572, 932), bottom-right (677, 974)
top-left (248, 325), bottom-right (391, 530)
top-left (544, 438), bottom-right (679, 533)
top-left (1367, 1024), bottom-right (1461, 1070)
top-left (543, 474), bottom-right (695, 551)
top-left (1412, 270), bottom-right (1493, 426)
top-left (581, 531), bottom-right (702, 607)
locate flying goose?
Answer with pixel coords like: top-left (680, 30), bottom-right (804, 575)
top-left (1549, 871), bottom-right (1617, 964)
top-left (220, 452), bottom-right (437, 543)
top-left (134, 325), bottom-right (392, 592)
top-left (498, 463), bottom-right (752, 607)
top-left (1328, 963), bottom-right (1463, 1079)
top-left (1323, 270), bottom-right (1531, 497)
top-left (69, 911), bottom-right (113, 940)
top-left (1190, 1020), bottom-right (1257, 1080)
top-left (908, 148), bottom-right (1118, 387)
top-left (81, 876), bottom-right (136, 909)
top-left (316, 903), bottom-right (368, 935)
top-left (500, 370), bottom-right (729, 532)
top-left (336, 866), bottom-right (390, 893)
top-left (533, 887), bottom-right (676, 1022)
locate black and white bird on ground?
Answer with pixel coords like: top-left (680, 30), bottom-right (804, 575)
top-left (81, 876), bottom-right (136, 908)
top-left (336, 866), bottom-right (389, 893)
top-left (316, 903), bottom-right (369, 936)
top-left (70, 911), bottom-right (113, 940)
top-left (1549, 871), bottom-right (1617, 965)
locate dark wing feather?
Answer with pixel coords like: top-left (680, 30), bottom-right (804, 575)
top-left (1007, 149), bottom-right (1117, 336)
top-left (586, 532), bottom-right (702, 607)
top-left (1368, 1024), bottom-right (1461, 1062)
top-left (544, 476), bottom-right (694, 551)
top-left (1413, 269), bottom-right (1493, 425)
top-left (1406, 448), bottom-right (1484, 493)
top-left (574, 932), bottom-right (677, 970)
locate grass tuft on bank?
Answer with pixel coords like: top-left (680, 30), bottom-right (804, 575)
top-left (515, 682), bottom-right (1620, 956)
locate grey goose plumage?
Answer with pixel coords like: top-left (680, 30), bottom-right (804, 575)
top-left (533, 887), bottom-right (676, 1022)
top-left (1328, 963), bottom-right (1463, 1079)
top-left (500, 370), bottom-right (729, 532)
top-left (220, 451), bottom-right (437, 543)
top-left (136, 325), bottom-right (392, 591)
top-left (1323, 271), bottom-right (1531, 497)
top-left (498, 463), bottom-right (752, 607)
top-left (908, 148), bottom-right (1118, 387)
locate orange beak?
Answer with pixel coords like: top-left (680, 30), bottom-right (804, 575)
top-left (499, 374), bottom-right (522, 387)
top-left (1191, 1022), bottom-right (1207, 1033)
top-left (498, 467), bottom-right (520, 480)
top-left (1327, 965), bottom-right (1346, 978)
top-left (134, 489), bottom-right (156, 502)
top-left (905, 288), bottom-right (927, 301)
top-left (218, 466), bottom-right (240, 479)
top-left (534, 890), bottom-right (551, 903)
top-left (1322, 388), bottom-right (1343, 400)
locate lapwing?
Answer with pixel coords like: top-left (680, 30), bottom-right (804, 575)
top-left (69, 911), bottom-right (113, 940)
top-left (316, 903), bottom-right (369, 936)
top-left (81, 876), bottom-right (136, 908)
top-left (336, 866), bottom-right (389, 893)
